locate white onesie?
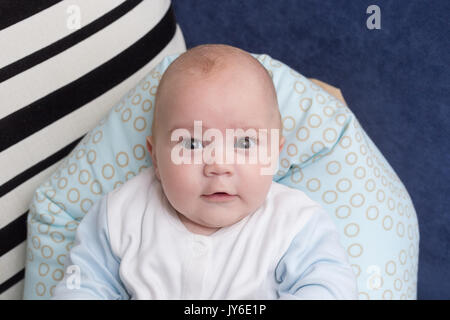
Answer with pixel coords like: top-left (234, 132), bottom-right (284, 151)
top-left (52, 167), bottom-right (358, 299)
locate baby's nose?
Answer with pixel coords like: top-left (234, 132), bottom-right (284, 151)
top-left (203, 146), bottom-right (234, 176)
top-left (201, 139), bottom-right (237, 176)
top-left (204, 161), bottom-right (234, 176)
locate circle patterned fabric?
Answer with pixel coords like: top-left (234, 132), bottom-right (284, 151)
top-left (23, 53), bottom-right (419, 299)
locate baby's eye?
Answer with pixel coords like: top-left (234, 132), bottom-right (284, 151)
top-left (235, 136), bottom-right (257, 149)
top-left (180, 137), bottom-right (203, 150)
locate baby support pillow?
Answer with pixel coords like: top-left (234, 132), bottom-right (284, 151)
top-left (24, 52), bottom-right (419, 300)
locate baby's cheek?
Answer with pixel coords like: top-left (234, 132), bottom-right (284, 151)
top-left (160, 170), bottom-right (194, 214)
top-left (239, 165), bottom-right (272, 196)
top-left (164, 165), bottom-right (198, 195)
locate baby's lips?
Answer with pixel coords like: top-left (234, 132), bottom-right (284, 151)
top-left (203, 191), bottom-right (233, 196)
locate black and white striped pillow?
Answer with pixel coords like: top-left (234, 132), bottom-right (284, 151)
top-left (0, 0), bottom-right (186, 299)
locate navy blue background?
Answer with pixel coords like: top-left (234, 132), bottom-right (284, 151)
top-left (171, 0), bottom-right (450, 299)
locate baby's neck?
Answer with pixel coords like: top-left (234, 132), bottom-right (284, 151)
top-left (176, 211), bottom-right (221, 236)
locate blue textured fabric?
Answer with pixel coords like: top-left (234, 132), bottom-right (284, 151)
top-left (171, 0), bottom-right (450, 300)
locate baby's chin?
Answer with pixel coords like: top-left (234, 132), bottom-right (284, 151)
top-left (198, 210), bottom-right (252, 229)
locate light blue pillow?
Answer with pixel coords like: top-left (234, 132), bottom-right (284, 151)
top-left (24, 52), bottom-right (419, 300)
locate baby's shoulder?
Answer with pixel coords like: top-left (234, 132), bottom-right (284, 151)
top-left (108, 167), bottom-right (157, 204)
top-left (254, 182), bottom-right (331, 257)
top-left (262, 181), bottom-right (327, 229)
top-left (106, 167), bottom-right (161, 224)
top-left (106, 167), bottom-right (161, 255)
top-left (268, 181), bottom-right (322, 209)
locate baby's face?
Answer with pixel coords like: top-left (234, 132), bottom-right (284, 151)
top-left (147, 63), bottom-right (284, 235)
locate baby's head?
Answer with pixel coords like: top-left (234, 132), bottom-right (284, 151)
top-left (146, 44), bottom-right (285, 235)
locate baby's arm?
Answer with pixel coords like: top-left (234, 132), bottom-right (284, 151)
top-left (275, 208), bottom-right (358, 300)
top-left (52, 195), bottom-right (129, 299)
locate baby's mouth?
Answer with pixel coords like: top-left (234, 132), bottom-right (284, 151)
top-left (201, 192), bottom-right (238, 202)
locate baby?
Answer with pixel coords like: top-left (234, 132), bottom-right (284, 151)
top-left (53, 44), bottom-right (358, 299)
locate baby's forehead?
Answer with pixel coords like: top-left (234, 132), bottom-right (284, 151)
top-left (154, 46), bottom-right (281, 135)
top-left (167, 47), bottom-right (269, 83)
top-left (172, 60), bottom-right (263, 87)
top-left (159, 56), bottom-right (274, 110)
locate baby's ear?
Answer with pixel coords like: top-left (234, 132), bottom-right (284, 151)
top-left (146, 136), bottom-right (161, 180)
top-left (146, 135), bottom-right (153, 155)
top-left (279, 135), bottom-right (286, 153)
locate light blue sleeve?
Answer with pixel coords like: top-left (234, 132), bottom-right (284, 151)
top-left (275, 208), bottom-right (358, 300)
top-left (52, 195), bottom-right (130, 300)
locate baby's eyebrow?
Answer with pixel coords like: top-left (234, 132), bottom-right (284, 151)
top-left (168, 125), bottom-right (194, 133)
top-left (167, 125), bottom-right (265, 135)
